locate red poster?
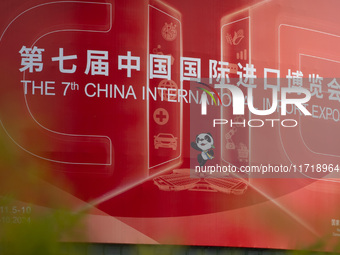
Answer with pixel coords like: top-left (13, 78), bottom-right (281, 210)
top-left (1, 0), bottom-right (340, 252)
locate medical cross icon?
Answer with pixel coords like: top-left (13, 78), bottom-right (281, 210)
top-left (153, 108), bottom-right (169, 125)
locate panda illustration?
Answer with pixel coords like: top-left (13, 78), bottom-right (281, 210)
top-left (191, 133), bottom-right (215, 166)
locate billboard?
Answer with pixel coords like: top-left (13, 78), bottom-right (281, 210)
top-left (1, 0), bottom-right (340, 252)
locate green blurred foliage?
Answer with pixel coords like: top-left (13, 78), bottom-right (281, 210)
top-left (0, 208), bottom-right (84, 255)
top-left (0, 125), bottom-right (86, 255)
